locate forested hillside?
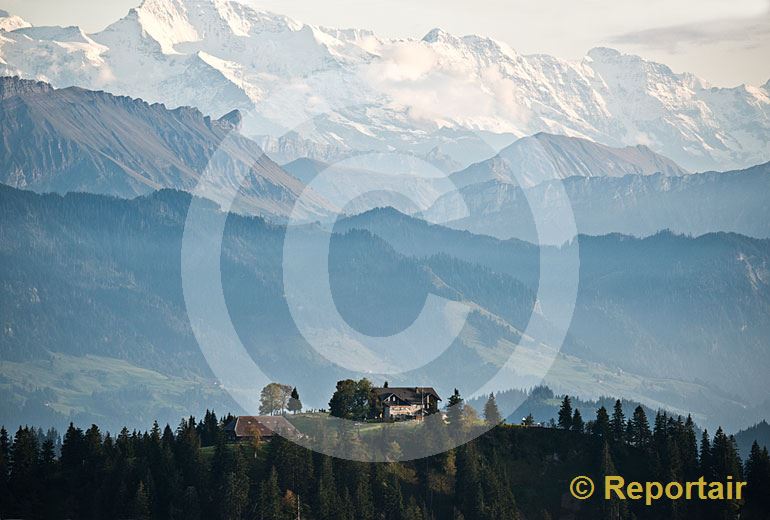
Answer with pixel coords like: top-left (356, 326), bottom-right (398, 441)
top-left (1, 399), bottom-right (769, 520)
top-left (339, 208), bottom-right (770, 415)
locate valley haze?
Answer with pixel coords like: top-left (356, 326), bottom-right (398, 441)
top-left (0, 0), bottom-right (769, 486)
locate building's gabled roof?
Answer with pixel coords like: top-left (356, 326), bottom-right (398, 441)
top-left (373, 387), bottom-right (441, 405)
top-left (224, 415), bottom-right (299, 438)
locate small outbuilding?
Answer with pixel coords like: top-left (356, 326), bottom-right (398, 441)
top-left (224, 415), bottom-right (299, 442)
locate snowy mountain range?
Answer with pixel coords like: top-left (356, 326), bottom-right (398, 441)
top-left (0, 10), bottom-right (29, 32)
top-left (1, 0), bottom-right (768, 174)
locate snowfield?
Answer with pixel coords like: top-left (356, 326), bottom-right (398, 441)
top-left (1, 0), bottom-right (768, 173)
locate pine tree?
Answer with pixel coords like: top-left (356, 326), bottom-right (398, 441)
top-left (681, 415), bottom-right (700, 480)
top-left (479, 462), bottom-right (517, 520)
top-left (209, 435), bottom-right (231, 517)
top-left (598, 441), bottom-right (626, 520)
top-left (652, 411), bottom-right (668, 454)
top-left (176, 417), bottom-right (204, 489)
top-left (9, 426), bottom-right (40, 517)
top-left (198, 409), bottom-right (220, 447)
top-left (260, 466), bottom-right (283, 520)
top-left (711, 428), bottom-right (742, 479)
top-left (60, 423), bottom-right (85, 471)
top-left (610, 400), bottom-right (625, 443)
top-left (0, 426), bottom-right (9, 509)
top-left (340, 487), bottom-right (355, 520)
top-left (38, 438), bottom-right (59, 520)
top-left (744, 442), bottom-right (770, 518)
top-left (709, 428), bottom-right (742, 520)
top-left (221, 449), bottom-right (249, 520)
top-left (354, 468), bottom-right (375, 520)
top-left (381, 471), bottom-right (404, 520)
top-left (149, 420), bottom-right (161, 444)
top-left (131, 481), bottom-right (151, 520)
top-left (288, 387), bottom-right (303, 414)
top-left (267, 435), bottom-right (314, 501)
top-left (557, 396), bottom-right (573, 430)
top-left (316, 457), bottom-right (338, 519)
top-left (455, 440), bottom-right (484, 518)
top-left (572, 409), bottom-right (584, 433)
top-left (592, 406), bottom-right (611, 438)
top-left (162, 423), bottom-right (175, 446)
top-left (483, 393), bottom-right (502, 426)
top-left (447, 389), bottom-right (465, 436)
top-left (404, 497), bottom-right (424, 520)
top-left (181, 486), bottom-right (202, 520)
top-left (627, 406), bottom-right (651, 448)
top-left (39, 438), bottom-right (56, 467)
top-left (699, 429), bottom-right (713, 480)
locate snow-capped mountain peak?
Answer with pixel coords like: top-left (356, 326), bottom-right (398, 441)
top-left (13, 25), bottom-right (94, 44)
top-left (131, 0), bottom-right (201, 53)
top-left (422, 27), bottom-right (452, 43)
top-left (0, 0), bottom-right (768, 173)
top-left (0, 10), bottom-right (31, 32)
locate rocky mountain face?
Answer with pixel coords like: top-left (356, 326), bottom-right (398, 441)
top-left (1, 1), bottom-right (768, 172)
top-left (0, 77), bottom-right (333, 220)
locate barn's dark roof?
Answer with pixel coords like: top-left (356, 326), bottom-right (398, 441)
top-left (224, 415), bottom-right (299, 438)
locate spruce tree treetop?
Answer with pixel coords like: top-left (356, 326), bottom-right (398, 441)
top-left (593, 406), bottom-right (611, 438)
top-left (557, 395), bottom-right (573, 430)
top-left (628, 406), bottom-right (651, 448)
top-left (610, 399), bottom-right (625, 442)
top-left (447, 388), bottom-right (465, 426)
top-left (483, 393), bottom-right (502, 426)
top-left (288, 387), bottom-right (302, 414)
top-left (572, 409), bottom-right (584, 433)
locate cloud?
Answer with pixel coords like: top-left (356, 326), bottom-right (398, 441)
top-left (610, 9), bottom-right (770, 54)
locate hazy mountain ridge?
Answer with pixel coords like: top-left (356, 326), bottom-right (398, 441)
top-left (450, 132), bottom-right (688, 188)
top-left (282, 157), bottom-right (451, 215)
top-left (0, 76), bottom-right (333, 220)
top-left (0, 184), bottom-right (542, 429)
top-left (338, 208), bottom-right (770, 410)
top-left (2, 185), bottom-right (768, 430)
top-left (427, 160), bottom-right (770, 242)
top-left (1, 1), bottom-right (768, 171)
top-left (735, 420), bottom-right (770, 459)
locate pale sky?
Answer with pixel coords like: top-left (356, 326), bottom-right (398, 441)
top-left (2, 0), bottom-right (769, 87)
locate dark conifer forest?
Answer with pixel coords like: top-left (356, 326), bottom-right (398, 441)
top-left (2, 401), bottom-right (769, 520)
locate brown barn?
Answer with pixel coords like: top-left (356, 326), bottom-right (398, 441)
top-left (223, 415), bottom-right (299, 442)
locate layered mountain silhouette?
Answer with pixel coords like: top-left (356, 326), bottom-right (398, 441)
top-left (2, 185), bottom-right (769, 432)
top-left (428, 161), bottom-right (770, 242)
top-left (450, 132), bottom-right (688, 188)
top-left (0, 76), bottom-right (334, 220)
top-left (338, 208), bottom-right (770, 398)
